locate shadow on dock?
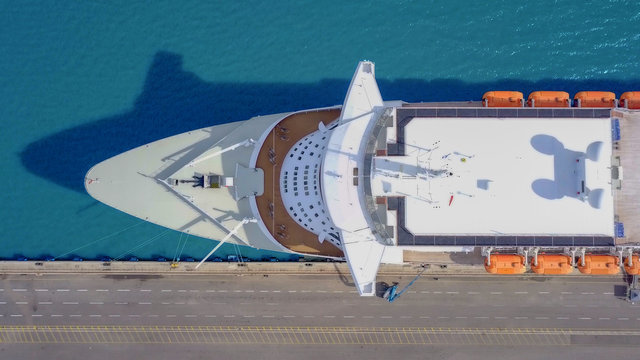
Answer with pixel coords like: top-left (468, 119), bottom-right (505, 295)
top-left (20, 50), bottom-right (640, 193)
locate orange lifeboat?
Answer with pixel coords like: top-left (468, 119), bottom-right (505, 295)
top-left (527, 91), bottom-right (570, 107)
top-left (531, 254), bottom-right (573, 275)
top-left (482, 91), bottom-right (524, 107)
top-left (620, 92), bottom-right (640, 109)
top-left (573, 91), bottom-right (616, 108)
top-left (484, 254), bottom-right (526, 274)
top-left (577, 254), bottom-right (620, 275)
top-left (624, 255), bottom-right (640, 275)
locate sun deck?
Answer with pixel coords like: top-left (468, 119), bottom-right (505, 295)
top-left (255, 109), bottom-right (344, 257)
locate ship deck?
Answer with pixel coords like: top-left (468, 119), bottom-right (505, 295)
top-left (255, 109), bottom-right (344, 257)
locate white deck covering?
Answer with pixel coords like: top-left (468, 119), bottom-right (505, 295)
top-left (372, 117), bottom-right (614, 236)
top-left (323, 61), bottom-right (386, 296)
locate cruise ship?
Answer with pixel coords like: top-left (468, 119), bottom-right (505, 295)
top-left (86, 61), bottom-right (640, 296)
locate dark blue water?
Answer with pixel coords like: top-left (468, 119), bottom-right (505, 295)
top-left (1, 1), bottom-right (639, 260)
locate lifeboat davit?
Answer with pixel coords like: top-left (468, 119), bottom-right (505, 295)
top-left (484, 254), bottom-right (526, 274)
top-left (527, 91), bottom-right (570, 107)
top-left (577, 254), bottom-right (620, 275)
top-left (624, 255), bottom-right (640, 275)
top-left (574, 91), bottom-right (616, 108)
top-left (482, 91), bottom-right (524, 107)
top-left (620, 92), bottom-right (640, 109)
top-left (531, 254), bottom-right (573, 275)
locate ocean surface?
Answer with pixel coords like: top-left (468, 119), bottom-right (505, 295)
top-left (1, 1), bottom-right (639, 260)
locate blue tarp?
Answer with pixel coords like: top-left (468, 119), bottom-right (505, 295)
top-left (612, 118), bottom-right (621, 141)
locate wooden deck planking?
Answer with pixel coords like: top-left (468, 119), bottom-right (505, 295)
top-left (255, 109), bottom-right (344, 257)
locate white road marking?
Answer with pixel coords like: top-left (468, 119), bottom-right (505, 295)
top-left (179, 290), bottom-right (187, 292)
top-left (185, 315), bottom-right (197, 318)
top-left (289, 290), bottom-right (297, 293)
top-left (128, 315), bottom-right (140, 318)
top-left (206, 290), bottom-right (216, 293)
top-left (343, 315), bottom-right (355, 318)
top-left (599, 317), bottom-right (610, 320)
top-left (31, 314), bottom-right (43, 317)
top-left (244, 290), bottom-right (254, 293)
top-left (38, 302), bottom-right (52, 305)
top-left (514, 291), bottom-right (528, 294)
top-left (140, 289), bottom-right (152, 292)
top-left (438, 316), bottom-right (449, 319)
top-left (420, 291), bottom-right (430, 294)
top-left (117, 289), bottom-right (130, 292)
top-left (490, 292), bottom-right (502, 295)
top-left (96, 289), bottom-right (109, 292)
top-left (301, 290), bottom-right (312, 293)
top-left (556, 317), bottom-right (569, 320)
top-left (433, 291), bottom-right (442, 294)
top-left (514, 317), bottom-right (528, 319)
top-left (455, 316), bottom-right (467, 319)
top-left (0, 302), bottom-right (6, 305)
top-left (419, 316), bottom-right (430, 319)
top-left (56, 289), bottom-right (69, 292)
top-left (243, 315), bottom-right (255, 318)
top-left (63, 302), bottom-right (79, 305)
top-left (89, 315), bottom-right (102, 317)
top-left (15, 302), bottom-right (28, 305)
top-left (223, 315), bottom-right (235, 318)
top-left (618, 317), bottom-right (629, 321)
top-left (12, 289), bottom-right (27, 292)
top-left (581, 292), bottom-right (595, 295)
top-left (579, 317), bottom-right (592, 320)
top-left (90, 302), bottom-right (104, 305)
top-left (138, 302), bottom-right (152, 305)
top-left (10, 314), bottom-right (23, 317)
top-left (109, 315), bottom-right (120, 318)
top-left (380, 316), bottom-right (392, 319)
top-left (474, 316), bottom-right (489, 319)
top-left (205, 315), bottom-right (216, 318)
top-left (260, 290), bottom-right (269, 293)
top-left (35, 289), bottom-right (48, 292)
top-left (174, 302), bottom-right (186, 305)
top-left (323, 315), bottom-right (335, 318)
top-left (446, 291), bottom-right (459, 294)
top-left (161, 289), bottom-right (172, 292)
top-left (535, 317), bottom-right (549, 320)
top-left (161, 302), bottom-right (171, 305)
top-left (272, 290), bottom-right (281, 293)
top-left (603, 292), bottom-right (614, 295)
top-left (218, 290), bottom-right (227, 293)
top-left (148, 315), bottom-right (159, 318)
top-left (262, 315), bottom-right (275, 318)
top-left (400, 316), bottom-right (413, 319)
top-left (538, 291), bottom-right (550, 294)
top-left (494, 316), bottom-right (507, 319)
top-left (283, 315), bottom-right (295, 318)
top-left (51, 314), bottom-right (63, 317)
top-left (561, 291), bottom-right (573, 294)
top-left (76, 289), bottom-right (88, 292)
top-left (115, 302), bottom-right (128, 305)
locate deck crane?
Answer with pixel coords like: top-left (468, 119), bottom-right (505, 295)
top-left (383, 265), bottom-right (427, 303)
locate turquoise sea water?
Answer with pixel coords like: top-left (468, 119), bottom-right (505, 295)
top-left (1, 1), bottom-right (639, 260)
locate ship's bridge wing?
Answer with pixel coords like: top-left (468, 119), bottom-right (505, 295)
top-left (322, 61), bottom-right (386, 296)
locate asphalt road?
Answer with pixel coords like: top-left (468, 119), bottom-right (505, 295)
top-left (1, 272), bottom-right (639, 359)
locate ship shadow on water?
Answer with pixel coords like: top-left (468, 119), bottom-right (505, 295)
top-left (20, 50), bottom-right (640, 194)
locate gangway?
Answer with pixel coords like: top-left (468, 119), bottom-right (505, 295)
top-left (383, 265), bottom-right (427, 303)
